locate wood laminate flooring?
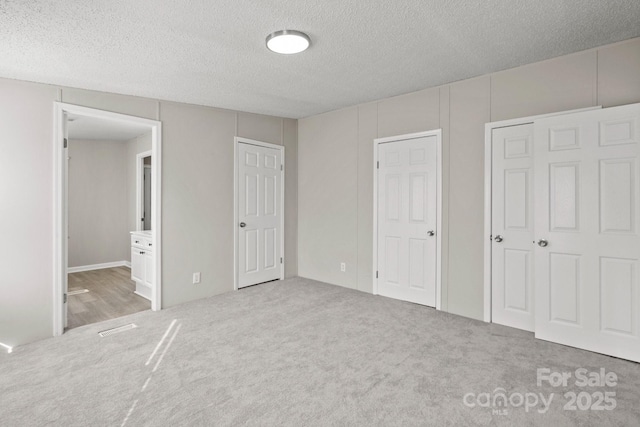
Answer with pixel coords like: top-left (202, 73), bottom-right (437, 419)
top-left (67, 266), bottom-right (150, 330)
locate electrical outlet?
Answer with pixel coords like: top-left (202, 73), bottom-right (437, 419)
top-left (193, 272), bottom-right (201, 284)
top-left (340, 262), bottom-right (346, 272)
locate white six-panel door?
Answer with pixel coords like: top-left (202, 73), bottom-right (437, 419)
top-left (377, 136), bottom-right (438, 306)
top-left (237, 142), bottom-right (282, 288)
top-left (491, 124), bottom-right (535, 331)
top-left (534, 104), bottom-right (640, 362)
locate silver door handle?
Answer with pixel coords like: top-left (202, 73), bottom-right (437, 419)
top-left (494, 235), bottom-right (503, 243)
top-left (537, 239), bottom-right (548, 247)
top-left (427, 230), bottom-right (435, 237)
top-left (239, 222), bottom-right (246, 228)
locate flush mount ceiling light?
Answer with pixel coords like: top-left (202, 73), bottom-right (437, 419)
top-left (266, 30), bottom-right (310, 54)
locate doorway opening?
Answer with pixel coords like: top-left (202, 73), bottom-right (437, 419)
top-left (53, 103), bottom-right (162, 335)
top-left (143, 159), bottom-right (152, 230)
top-left (137, 151), bottom-right (153, 232)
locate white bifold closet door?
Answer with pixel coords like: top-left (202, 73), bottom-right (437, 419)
top-left (534, 103), bottom-right (640, 363)
top-left (237, 142), bottom-right (282, 288)
top-left (491, 124), bottom-right (535, 332)
top-left (377, 136), bottom-right (437, 307)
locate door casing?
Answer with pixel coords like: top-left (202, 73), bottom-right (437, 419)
top-left (53, 102), bottom-right (163, 336)
top-left (372, 130), bottom-right (443, 310)
top-left (233, 137), bottom-right (285, 290)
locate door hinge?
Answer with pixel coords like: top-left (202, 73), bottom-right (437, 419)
top-left (63, 138), bottom-right (68, 148)
top-left (281, 165), bottom-right (284, 171)
top-left (63, 293), bottom-right (67, 304)
top-left (280, 257), bottom-right (283, 264)
top-left (376, 271), bottom-right (379, 278)
top-left (377, 161), bottom-right (379, 169)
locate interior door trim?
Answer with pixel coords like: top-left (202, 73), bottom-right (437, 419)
top-left (372, 130), bottom-right (443, 310)
top-left (233, 137), bottom-right (285, 290)
top-left (53, 102), bottom-right (163, 336)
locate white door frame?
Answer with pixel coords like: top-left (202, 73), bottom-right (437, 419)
top-left (372, 130), bottom-right (443, 310)
top-left (483, 107), bottom-right (600, 322)
top-left (53, 102), bottom-right (163, 336)
top-left (136, 150), bottom-right (153, 231)
top-left (233, 137), bottom-right (285, 290)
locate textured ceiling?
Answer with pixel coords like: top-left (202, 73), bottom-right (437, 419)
top-left (1, 1), bottom-right (639, 119)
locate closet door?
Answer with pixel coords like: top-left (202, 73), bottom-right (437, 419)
top-left (534, 103), bottom-right (640, 362)
top-left (491, 124), bottom-right (535, 331)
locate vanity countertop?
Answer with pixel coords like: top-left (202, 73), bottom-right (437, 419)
top-left (130, 230), bottom-right (152, 236)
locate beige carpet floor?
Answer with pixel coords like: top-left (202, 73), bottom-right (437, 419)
top-left (1, 277), bottom-right (639, 426)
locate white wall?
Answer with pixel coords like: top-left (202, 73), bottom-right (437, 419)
top-left (0, 79), bottom-right (57, 346)
top-left (298, 37), bottom-right (640, 321)
top-left (67, 133), bottom-right (153, 268)
top-left (298, 107), bottom-right (359, 288)
top-left (68, 139), bottom-right (129, 268)
top-left (0, 83), bottom-right (298, 347)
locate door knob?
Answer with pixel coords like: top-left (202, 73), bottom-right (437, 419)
top-left (537, 239), bottom-right (548, 247)
top-left (239, 222), bottom-right (246, 228)
top-left (427, 230), bottom-right (435, 237)
top-left (494, 235), bottom-right (503, 243)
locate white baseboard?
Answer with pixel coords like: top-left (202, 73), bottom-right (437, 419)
top-left (68, 261), bottom-right (130, 274)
